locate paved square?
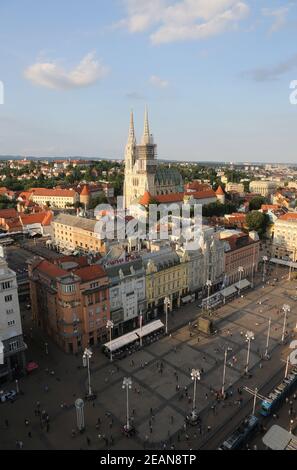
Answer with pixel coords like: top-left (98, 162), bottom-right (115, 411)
top-left (164, 344), bottom-right (216, 373)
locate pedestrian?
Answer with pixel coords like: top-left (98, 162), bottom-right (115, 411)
top-left (5, 419), bottom-right (9, 428)
top-left (28, 431), bottom-right (32, 438)
top-left (46, 423), bottom-right (50, 433)
top-left (86, 436), bottom-right (91, 446)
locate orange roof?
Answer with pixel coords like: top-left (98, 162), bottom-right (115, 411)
top-left (30, 188), bottom-right (77, 197)
top-left (216, 186), bottom-right (225, 195)
top-left (19, 191), bottom-right (33, 200)
top-left (139, 191), bottom-right (153, 206)
top-left (185, 182), bottom-right (211, 192)
top-left (155, 193), bottom-right (184, 203)
top-left (80, 185), bottom-right (90, 196)
top-left (0, 208), bottom-right (18, 219)
top-left (35, 260), bottom-right (67, 279)
top-left (75, 265), bottom-right (107, 282)
top-left (186, 189), bottom-right (216, 200)
top-left (261, 204), bottom-right (280, 212)
top-left (20, 211), bottom-right (53, 226)
top-left (279, 213), bottom-right (297, 221)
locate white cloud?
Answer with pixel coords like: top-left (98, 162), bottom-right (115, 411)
top-left (150, 75), bottom-right (169, 88)
top-left (262, 6), bottom-right (290, 33)
top-left (24, 52), bottom-right (109, 90)
top-left (118, 0), bottom-right (250, 44)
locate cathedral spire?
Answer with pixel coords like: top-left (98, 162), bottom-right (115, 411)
top-left (127, 109), bottom-right (136, 144)
top-left (142, 106), bottom-right (152, 145)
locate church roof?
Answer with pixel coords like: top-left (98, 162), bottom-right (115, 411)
top-left (80, 184), bottom-right (90, 196)
top-left (154, 167), bottom-right (183, 187)
top-left (139, 191), bottom-right (153, 206)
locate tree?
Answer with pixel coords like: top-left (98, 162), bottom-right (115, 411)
top-left (249, 196), bottom-right (267, 211)
top-left (246, 211), bottom-right (270, 238)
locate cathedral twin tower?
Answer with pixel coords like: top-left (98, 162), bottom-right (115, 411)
top-left (124, 108), bottom-right (184, 208)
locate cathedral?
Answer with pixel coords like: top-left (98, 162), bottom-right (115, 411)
top-left (123, 108), bottom-right (184, 207)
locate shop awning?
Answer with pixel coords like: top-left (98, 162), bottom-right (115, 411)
top-left (220, 285), bottom-right (237, 298)
top-left (234, 279), bottom-right (251, 290)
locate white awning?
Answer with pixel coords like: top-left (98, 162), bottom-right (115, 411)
top-left (103, 331), bottom-right (138, 353)
top-left (220, 285), bottom-right (237, 298)
top-left (181, 295), bottom-right (192, 303)
top-left (234, 279), bottom-right (251, 290)
top-left (135, 320), bottom-right (164, 337)
top-left (270, 258), bottom-right (297, 269)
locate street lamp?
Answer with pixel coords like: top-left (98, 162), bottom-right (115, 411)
top-left (221, 349), bottom-right (228, 396)
top-left (75, 398), bottom-right (85, 432)
top-left (45, 342), bottom-right (48, 355)
top-left (106, 320), bottom-right (114, 362)
top-left (290, 419), bottom-right (294, 434)
top-left (83, 348), bottom-right (93, 397)
top-left (281, 304), bottom-right (290, 343)
top-left (206, 280), bottom-right (212, 310)
top-left (262, 256), bottom-right (268, 283)
top-left (264, 318), bottom-right (271, 359)
top-left (187, 369), bottom-right (201, 424)
top-left (245, 331), bottom-right (255, 375)
top-left (122, 377), bottom-right (132, 433)
top-left (238, 266), bottom-right (244, 296)
top-left (164, 297), bottom-right (171, 335)
top-left (139, 311), bottom-right (143, 347)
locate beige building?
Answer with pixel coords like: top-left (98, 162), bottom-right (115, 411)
top-left (272, 213), bottom-right (297, 261)
top-left (226, 182), bottom-right (245, 195)
top-left (30, 188), bottom-right (79, 208)
top-left (52, 213), bottom-right (106, 253)
top-left (249, 181), bottom-right (278, 197)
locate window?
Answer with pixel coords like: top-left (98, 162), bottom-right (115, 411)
top-left (1, 281), bottom-right (12, 290)
top-left (8, 319), bottom-right (15, 326)
top-left (9, 340), bottom-right (19, 351)
top-left (6, 308), bottom-right (13, 314)
top-left (5, 295), bottom-right (12, 302)
top-left (62, 284), bottom-right (76, 293)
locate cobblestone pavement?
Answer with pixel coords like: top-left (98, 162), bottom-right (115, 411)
top-left (1, 267), bottom-right (297, 450)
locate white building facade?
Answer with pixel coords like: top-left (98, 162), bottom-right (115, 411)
top-left (0, 255), bottom-right (26, 382)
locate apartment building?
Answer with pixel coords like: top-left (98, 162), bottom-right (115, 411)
top-left (221, 231), bottom-right (260, 285)
top-left (141, 247), bottom-right (188, 320)
top-left (29, 257), bottom-right (110, 353)
top-left (30, 188), bottom-right (79, 208)
top-left (272, 213), bottom-right (297, 261)
top-left (249, 181), bottom-right (278, 197)
top-left (0, 255), bottom-right (26, 382)
top-left (52, 213), bottom-right (106, 253)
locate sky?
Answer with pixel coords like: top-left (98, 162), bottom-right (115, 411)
top-left (0, 0), bottom-right (297, 163)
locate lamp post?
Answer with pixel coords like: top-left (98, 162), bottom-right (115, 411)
top-left (290, 419), bottom-right (294, 434)
top-left (238, 266), bottom-right (244, 296)
top-left (106, 320), bottom-right (114, 362)
top-left (45, 342), bottom-right (48, 355)
top-left (221, 349), bottom-right (228, 397)
top-left (281, 304), bottom-right (290, 343)
top-left (262, 256), bottom-right (268, 283)
top-left (191, 369), bottom-right (201, 413)
top-left (264, 317), bottom-right (271, 358)
top-left (139, 311), bottom-right (143, 347)
top-left (122, 377), bottom-right (132, 433)
top-left (252, 387), bottom-right (258, 416)
top-left (15, 379), bottom-right (19, 394)
top-left (164, 297), bottom-right (171, 335)
top-left (206, 280), bottom-right (212, 310)
top-left (245, 331), bottom-right (255, 375)
top-left (82, 348), bottom-right (93, 397)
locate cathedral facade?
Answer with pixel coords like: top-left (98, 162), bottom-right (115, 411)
top-left (124, 109), bottom-right (184, 207)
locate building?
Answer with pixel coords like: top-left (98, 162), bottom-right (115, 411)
top-left (176, 227), bottom-right (225, 298)
top-left (52, 213), bottom-right (106, 253)
top-left (104, 257), bottom-right (146, 336)
top-left (29, 257), bottom-right (110, 353)
top-left (215, 186), bottom-right (225, 204)
top-left (124, 109), bottom-right (184, 207)
top-left (249, 181), bottom-right (278, 197)
top-left (225, 182), bottom-right (245, 195)
top-left (29, 188), bottom-right (79, 208)
top-left (0, 254), bottom-right (26, 382)
top-left (272, 213), bottom-right (297, 261)
top-left (221, 231), bottom-right (260, 285)
top-left (141, 247), bottom-right (188, 320)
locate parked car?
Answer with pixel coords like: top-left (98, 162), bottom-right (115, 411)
top-left (0, 390), bottom-right (17, 403)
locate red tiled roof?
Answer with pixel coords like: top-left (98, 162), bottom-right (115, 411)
top-left (19, 211), bottom-right (53, 226)
top-left (279, 213), bottom-right (297, 221)
top-left (0, 208), bottom-right (18, 219)
top-left (80, 185), bottom-right (90, 196)
top-left (186, 189), bottom-right (216, 200)
top-left (30, 188), bottom-right (77, 197)
top-left (74, 265), bottom-right (107, 282)
top-left (216, 186), bottom-right (225, 195)
top-left (155, 193), bottom-right (184, 203)
top-left (36, 260), bottom-right (67, 279)
top-left (139, 191), bottom-right (153, 205)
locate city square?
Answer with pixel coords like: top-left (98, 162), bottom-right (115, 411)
top-left (1, 268), bottom-right (296, 450)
